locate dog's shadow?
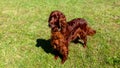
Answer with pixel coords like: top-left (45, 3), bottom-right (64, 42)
top-left (35, 38), bottom-right (84, 54)
top-left (36, 39), bottom-right (54, 54)
top-left (35, 38), bottom-right (64, 59)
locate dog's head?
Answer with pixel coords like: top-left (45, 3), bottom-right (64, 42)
top-left (86, 26), bottom-right (96, 36)
top-left (48, 10), bottom-right (66, 29)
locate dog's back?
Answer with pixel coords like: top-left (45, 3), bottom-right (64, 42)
top-left (67, 18), bottom-right (87, 32)
top-left (68, 18), bottom-right (96, 36)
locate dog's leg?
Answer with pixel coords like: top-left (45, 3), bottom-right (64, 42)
top-left (83, 36), bottom-right (87, 48)
top-left (77, 31), bottom-right (87, 48)
top-left (69, 28), bottom-right (82, 43)
top-left (54, 55), bottom-right (59, 60)
top-left (53, 50), bottom-right (59, 60)
top-left (61, 46), bottom-right (68, 64)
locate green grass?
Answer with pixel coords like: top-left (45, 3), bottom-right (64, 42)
top-left (0, 0), bottom-right (120, 68)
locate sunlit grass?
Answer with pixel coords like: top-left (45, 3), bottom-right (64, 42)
top-left (0, 0), bottom-right (120, 68)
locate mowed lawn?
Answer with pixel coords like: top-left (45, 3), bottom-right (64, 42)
top-left (0, 0), bottom-right (120, 68)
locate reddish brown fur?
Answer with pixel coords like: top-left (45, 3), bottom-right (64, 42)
top-left (48, 10), bottom-right (66, 29)
top-left (48, 10), bottom-right (69, 64)
top-left (48, 10), bottom-right (96, 63)
top-left (67, 18), bottom-right (96, 48)
top-left (51, 27), bottom-right (68, 64)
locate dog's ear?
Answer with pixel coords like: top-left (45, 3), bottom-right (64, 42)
top-left (58, 14), bottom-right (66, 28)
top-left (58, 19), bottom-right (66, 30)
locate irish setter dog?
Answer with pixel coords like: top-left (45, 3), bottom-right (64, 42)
top-left (48, 10), bottom-right (96, 63)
